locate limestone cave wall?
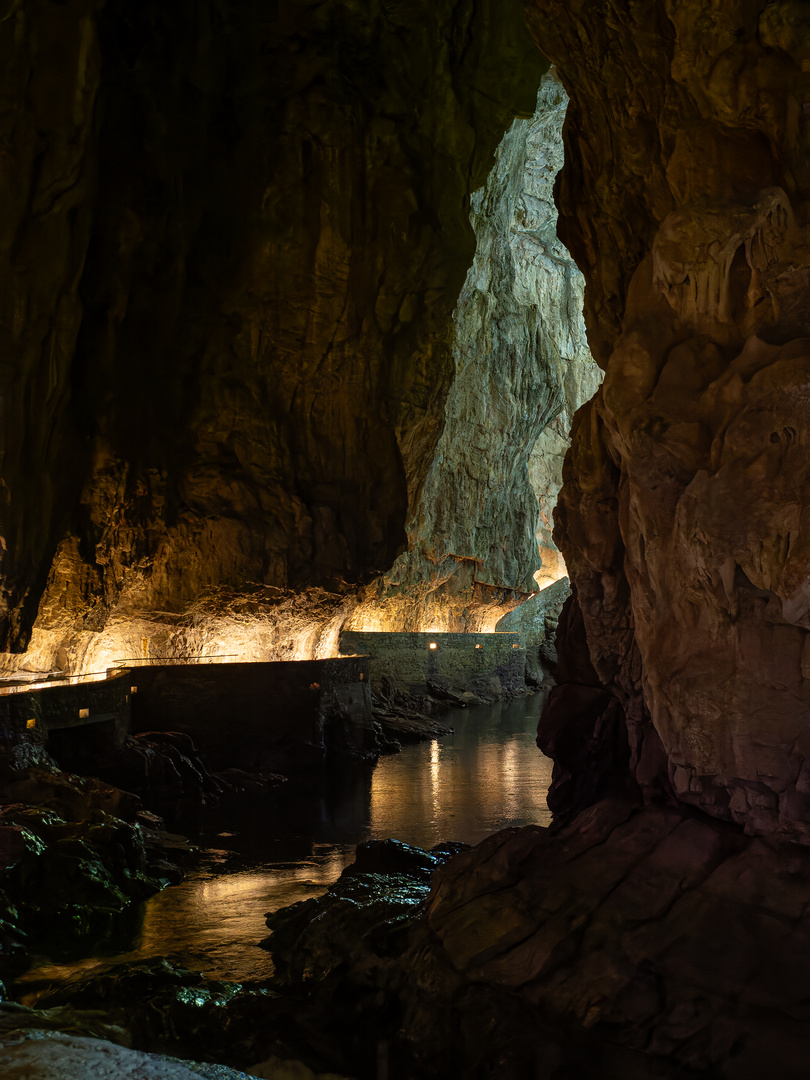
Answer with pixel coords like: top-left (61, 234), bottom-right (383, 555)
top-left (0, 0), bottom-right (545, 661)
top-left (528, 0), bottom-right (810, 841)
top-left (355, 73), bottom-right (600, 633)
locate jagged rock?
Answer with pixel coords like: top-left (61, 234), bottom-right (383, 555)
top-left (0, 775), bottom-right (170, 962)
top-left (0, 0), bottom-right (546, 661)
top-left (264, 839), bottom-right (468, 988)
top-left (370, 678), bottom-right (454, 743)
top-left (494, 576), bottom-right (570, 644)
top-left (360, 74), bottom-right (600, 630)
top-left (0, 767), bottom-right (140, 824)
top-left (415, 798), bottom-right (810, 1077)
top-left (258, 801), bottom-right (810, 1078)
top-left (27, 959), bottom-right (280, 1068)
top-left (522, 0), bottom-right (810, 841)
top-left (57, 729), bottom-right (287, 827)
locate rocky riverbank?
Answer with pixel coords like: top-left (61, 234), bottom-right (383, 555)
top-left (254, 801), bottom-right (810, 1079)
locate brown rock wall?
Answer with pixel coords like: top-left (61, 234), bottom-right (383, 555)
top-left (1, 0), bottom-right (545, 654)
top-left (527, 0), bottom-right (810, 838)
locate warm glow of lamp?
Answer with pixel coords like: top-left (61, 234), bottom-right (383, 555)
top-left (429, 642), bottom-right (437, 650)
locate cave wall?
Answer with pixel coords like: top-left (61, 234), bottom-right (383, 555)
top-left (0, 0), bottom-right (546, 658)
top-left (527, 0), bottom-right (810, 840)
top-left (356, 73), bottom-right (599, 632)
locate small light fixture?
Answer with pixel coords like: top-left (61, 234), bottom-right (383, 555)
top-left (79, 708), bottom-right (89, 718)
top-left (131, 686), bottom-right (138, 694)
top-left (512, 643), bottom-right (520, 649)
top-left (475, 644), bottom-right (483, 650)
top-left (429, 642), bottom-right (437, 650)
top-left (26, 718), bottom-right (36, 730)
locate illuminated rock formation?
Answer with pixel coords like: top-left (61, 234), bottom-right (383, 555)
top-left (0, 0), bottom-right (545, 660)
top-left (528, 0), bottom-right (810, 840)
top-left (1, 12), bottom-right (600, 669)
top-left (366, 73), bottom-right (599, 630)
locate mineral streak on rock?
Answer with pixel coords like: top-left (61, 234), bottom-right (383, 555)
top-left (525, 0), bottom-right (810, 840)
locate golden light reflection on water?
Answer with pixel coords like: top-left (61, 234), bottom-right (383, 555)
top-left (20, 699), bottom-right (552, 989)
top-left (369, 697), bottom-right (553, 850)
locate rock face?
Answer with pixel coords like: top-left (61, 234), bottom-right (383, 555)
top-left (0, 0), bottom-right (545, 658)
top-left (360, 73), bottom-right (600, 632)
top-left (415, 799), bottom-right (810, 1078)
top-left (0, 768), bottom-right (170, 978)
top-left (526, 0), bottom-right (810, 841)
top-left (0, 1030), bottom-right (265, 1080)
top-left (259, 802), bottom-right (810, 1078)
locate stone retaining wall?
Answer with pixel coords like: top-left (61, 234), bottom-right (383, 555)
top-left (338, 631), bottom-right (525, 697)
top-left (128, 656), bottom-right (374, 771)
top-left (0, 670), bottom-right (132, 756)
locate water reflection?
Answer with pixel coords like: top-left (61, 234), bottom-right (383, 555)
top-left (369, 696), bottom-right (553, 849)
top-left (20, 696), bottom-right (552, 987)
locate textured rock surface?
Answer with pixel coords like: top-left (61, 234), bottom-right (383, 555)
top-left (0, 768), bottom-right (171, 972)
top-left (0, 1001), bottom-right (355, 1079)
top-left (262, 801), bottom-right (810, 1078)
top-left (358, 73), bottom-right (599, 632)
top-left (416, 799), bottom-right (810, 1077)
top-left (525, 0), bottom-right (810, 840)
top-left (0, 0), bottom-right (545, 657)
top-left (0, 1031), bottom-right (259, 1080)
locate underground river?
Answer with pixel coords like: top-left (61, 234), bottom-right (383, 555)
top-left (19, 695), bottom-right (553, 992)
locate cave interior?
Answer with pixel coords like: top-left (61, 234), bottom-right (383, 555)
top-left (3, 0), bottom-right (810, 1077)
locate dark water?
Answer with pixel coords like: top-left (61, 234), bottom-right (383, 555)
top-left (20, 696), bottom-right (553, 989)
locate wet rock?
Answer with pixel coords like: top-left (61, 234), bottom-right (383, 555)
top-left (0, 905), bottom-right (29, 991)
top-left (264, 839), bottom-right (468, 988)
top-left (425, 676), bottom-right (477, 709)
top-left (370, 679), bottom-right (453, 744)
top-left (26, 958), bottom-right (280, 1068)
top-left (0, 767), bottom-right (140, 823)
top-left (0, 773), bottom-right (169, 962)
top-left (261, 802), bottom-right (810, 1078)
